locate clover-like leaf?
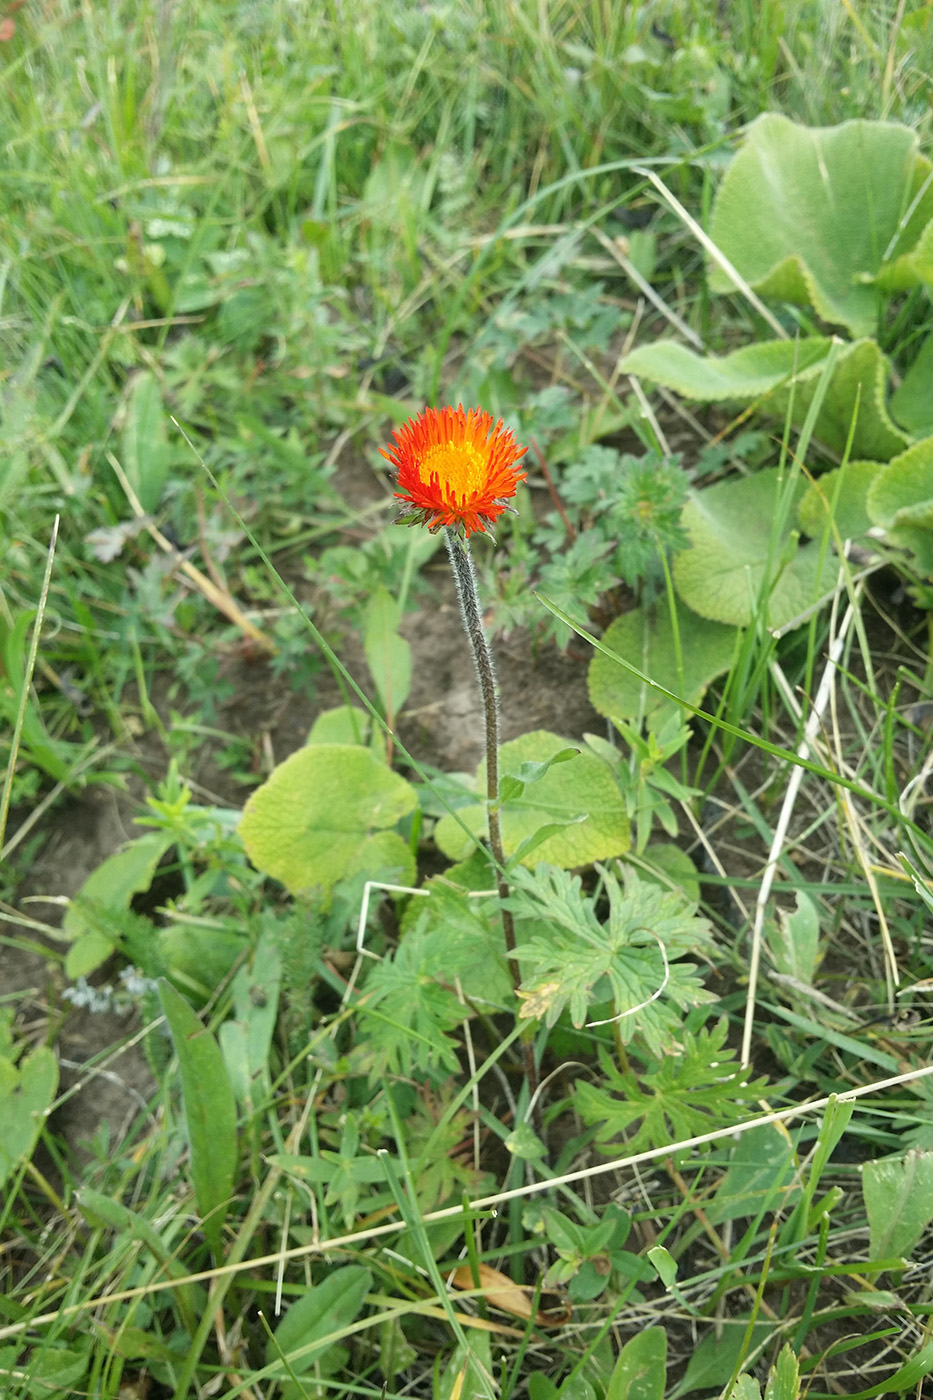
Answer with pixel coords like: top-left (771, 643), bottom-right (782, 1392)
top-left (709, 114), bottom-right (933, 337)
top-left (588, 598), bottom-right (736, 723)
top-left (673, 470), bottom-right (838, 629)
top-left (239, 743), bottom-right (416, 896)
top-left (433, 730), bottom-right (630, 868)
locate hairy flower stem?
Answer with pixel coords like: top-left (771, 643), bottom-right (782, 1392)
top-left (444, 529), bottom-right (520, 989)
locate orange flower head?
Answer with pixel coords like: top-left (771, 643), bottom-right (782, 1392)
top-left (381, 404), bottom-right (528, 540)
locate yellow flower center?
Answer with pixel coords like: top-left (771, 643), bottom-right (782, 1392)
top-left (418, 440), bottom-right (487, 499)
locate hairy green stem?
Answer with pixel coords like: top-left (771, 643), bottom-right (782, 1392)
top-left (444, 528), bottom-right (520, 989)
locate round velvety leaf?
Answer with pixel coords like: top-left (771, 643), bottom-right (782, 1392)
top-left (798, 461), bottom-right (878, 542)
top-left (588, 600), bottom-right (736, 723)
top-left (867, 437), bottom-right (933, 531)
top-left (673, 470), bottom-right (838, 630)
top-left (434, 729), bottom-right (630, 868)
top-left (239, 744), bottom-right (416, 896)
top-left (708, 114), bottom-right (933, 338)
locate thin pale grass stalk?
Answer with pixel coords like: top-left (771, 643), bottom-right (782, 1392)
top-left (772, 607), bottom-right (902, 1013)
top-left (1, 740), bottom-right (117, 863)
top-left (10, 1058), bottom-right (933, 1345)
top-left (631, 165), bottom-right (788, 340)
top-left (0, 515), bottom-right (59, 855)
top-left (557, 328), bottom-right (644, 444)
top-left (680, 801), bottom-right (752, 926)
top-left (626, 373), bottom-right (671, 455)
top-left (881, 0), bottom-right (909, 112)
top-left (428, 159), bottom-right (679, 400)
top-left (741, 568), bottom-right (859, 1066)
top-left (381, 1096), bottom-right (495, 1388)
top-left (826, 645), bottom-right (900, 1015)
top-left (107, 453), bottom-right (274, 653)
top-left (590, 224), bottom-right (704, 349)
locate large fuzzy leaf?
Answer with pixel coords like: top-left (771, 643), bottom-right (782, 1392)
top-left (891, 330), bottom-right (933, 437)
top-left (240, 744), bottom-right (416, 896)
top-left (866, 435), bottom-right (933, 574)
top-left (620, 337), bottom-right (908, 460)
top-left (588, 599), bottom-right (737, 723)
top-left (673, 470), bottom-right (838, 629)
top-left (867, 435), bottom-right (933, 530)
top-left (708, 114), bottom-right (933, 336)
top-left (797, 460), bottom-right (879, 542)
top-left (622, 337), bottom-right (831, 400)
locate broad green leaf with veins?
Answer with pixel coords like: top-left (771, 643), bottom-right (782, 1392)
top-left (588, 598), bottom-right (736, 724)
top-left (619, 337), bottom-right (908, 461)
top-left (673, 470), bottom-right (838, 630)
top-left (239, 743), bottom-right (416, 896)
top-left (709, 114), bottom-right (933, 336)
top-left (433, 729), bottom-right (630, 868)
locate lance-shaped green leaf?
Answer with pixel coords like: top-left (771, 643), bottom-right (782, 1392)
top-left (121, 370), bottom-right (173, 512)
top-left (159, 980), bottom-right (237, 1258)
top-left (364, 585), bottom-right (411, 721)
top-left (272, 1265), bottom-right (373, 1378)
top-left (606, 1326), bottom-right (666, 1400)
top-left (863, 1149), bottom-right (933, 1263)
top-left (0, 1042), bottom-right (58, 1191)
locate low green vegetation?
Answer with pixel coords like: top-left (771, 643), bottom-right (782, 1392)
top-left (4, 3), bottom-right (933, 1398)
